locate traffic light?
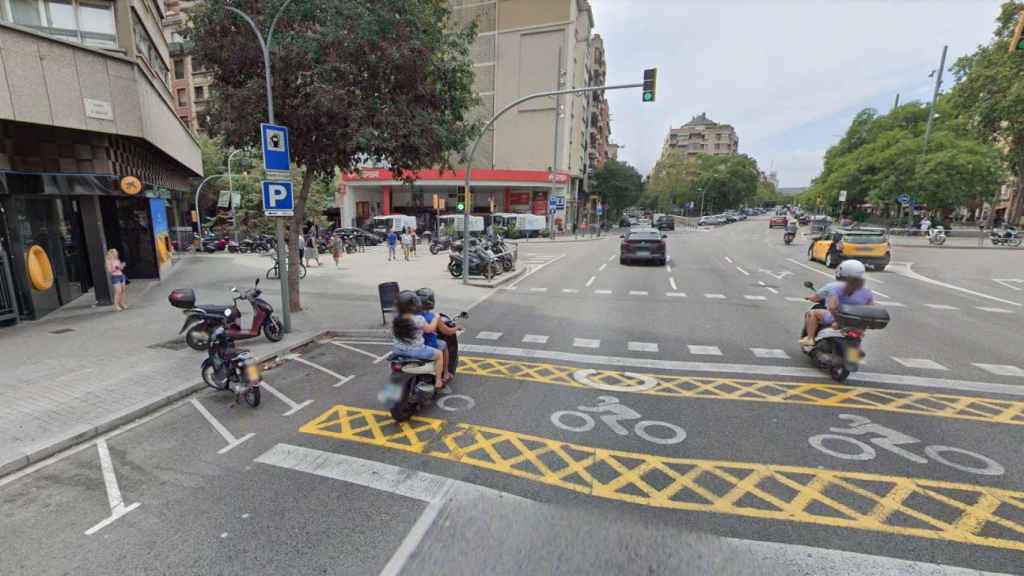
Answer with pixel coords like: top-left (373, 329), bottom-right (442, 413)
top-left (457, 188), bottom-right (466, 212)
top-left (1012, 11), bottom-right (1024, 53)
top-left (642, 68), bottom-right (657, 102)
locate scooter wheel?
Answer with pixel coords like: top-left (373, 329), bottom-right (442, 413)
top-left (830, 366), bottom-right (850, 383)
top-left (186, 325), bottom-right (210, 351)
top-left (264, 317), bottom-right (284, 342)
top-left (244, 387), bottom-right (261, 407)
top-left (201, 359), bottom-right (229, 390)
top-left (390, 399), bottom-right (414, 422)
top-left (430, 244), bottom-right (440, 255)
top-left (502, 259), bottom-right (514, 272)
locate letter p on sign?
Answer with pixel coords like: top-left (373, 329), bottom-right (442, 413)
top-left (262, 180), bottom-right (294, 216)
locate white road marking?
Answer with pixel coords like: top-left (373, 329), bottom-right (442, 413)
top-left (757, 280), bottom-right (766, 286)
top-left (504, 253), bottom-right (566, 289)
top-left (84, 439), bottom-right (141, 535)
top-left (744, 295), bottom-right (767, 301)
top-left (522, 334), bottom-right (550, 344)
top-left (293, 350), bottom-right (356, 387)
top-left (977, 306), bottom-right (1014, 314)
top-left (629, 290), bottom-right (649, 296)
top-left (973, 364), bottom-right (1024, 377)
top-left (460, 344), bottom-right (1024, 397)
top-left (736, 266), bottom-right (750, 276)
top-left (585, 276), bottom-right (596, 287)
top-left (476, 331), bottom-right (503, 340)
top-left (670, 277), bottom-right (678, 291)
top-left (529, 287), bottom-right (548, 293)
top-left (725, 256), bottom-right (734, 264)
top-left (892, 358), bottom-right (948, 371)
top-left (688, 345), bottom-right (722, 356)
top-left (561, 288), bottom-right (579, 293)
top-left (666, 263), bottom-right (672, 273)
top-left (665, 292), bottom-right (687, 297)
top-left (785, 296), bottom-right (806, 302)
top-left (785, 258), bottom-right (885, 285)
top-left (924, 304), bottom-right (959, 311)
top-left (573, 338), bottom-right (601, 348)
top-left (599, 263), bottom-right (607, 271)
top-left (871, 289), bottom-right (890, 299)
top-left (595, 289), bottom-right (613, 295)
top-left (993, 278), bottom-right (1024, 291)
top-left (759, 268), bottom-right (793, 280)
top-left (765, 287), bottom-right (779, 294)
top-left (878, 301), bottom-right (906, 307)
top-left (704, 293), bottom-right (726, 299)
top-left (501, 286), bottom-right (517, 291)
top-left (751, 348), bottom-right (790, 360)
top-left (608, 254), bottom-right (616, 262)
top-left (627, 341), bottom-right (659, 353)
top-left (259, 381), bottom-right (313, 416)
top-left (895, 262), bottom-right (1020, 307)
top-left (190, 398), bottom-right (254, 454)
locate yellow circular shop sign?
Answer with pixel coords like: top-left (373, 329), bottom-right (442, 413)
top-left (120, 176), bottom-right (142, 195)
top-left (27, 245), bottom-right (54, 291)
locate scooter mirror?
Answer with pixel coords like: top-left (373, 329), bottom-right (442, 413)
top-left (458, 311), bottom-right (469, 319)
top-left (255, 278), bottom-right (260, 287)
top-left (231, 286), bottom-right (239, 293)
top-left (803, 281), bottom-right (814, 289)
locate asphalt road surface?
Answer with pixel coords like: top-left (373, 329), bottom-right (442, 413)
top-left (4, 217), bottom-right (1024, 575)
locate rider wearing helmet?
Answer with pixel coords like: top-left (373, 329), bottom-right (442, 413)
top-left (800, 259), bottom-right (875, 347)
top-left (415, 287), bottom-right (458, 385)
top-left (391, 290), bottom-right (446, 388)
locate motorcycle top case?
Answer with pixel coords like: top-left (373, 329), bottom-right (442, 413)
top-left (836, 304), bottom-right (890, 330)
top-left (168, 288), bottom-right (196, 309)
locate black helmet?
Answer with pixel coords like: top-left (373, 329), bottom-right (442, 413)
top-left (395, 290), bottom-right (421, 314)
top-left (415, 287), bottom-right (435, 311)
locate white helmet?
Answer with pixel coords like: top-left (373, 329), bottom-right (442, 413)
top-left (836, 259), bottom-right (866, 280)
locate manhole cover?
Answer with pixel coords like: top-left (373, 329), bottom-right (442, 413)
top-left (148, 339), bottom-right (192, 351)
top-left (49, 328), bottom-right (75, 334)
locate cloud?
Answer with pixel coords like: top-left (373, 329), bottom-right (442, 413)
top-left (592, 0), bottom-right (1002, 187)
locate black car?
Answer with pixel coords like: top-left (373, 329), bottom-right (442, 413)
top-left (620, 228), bottom-right (667, 265)
top-left (333, 227), bottom-right (382, 246)
top-left (655, 215), bottom-right (675, 231)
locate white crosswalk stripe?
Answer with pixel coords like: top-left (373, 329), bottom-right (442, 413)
top-left (522, 334), bottom-right (549, 344)
top-left (475, 331), bottom-right (503, 341)
top-left (785, 297), bottom-right (806, 302)
top-left (751, 348), bottom-right (790, 359)
top-left (665, 292), bottom-right (687, 298)
top-left (529, 287), bottom-right (548, 293)
top-left (977, 306), bottom-right (1014, 313)
top-left (973, 363), bottom-right (1024, 377)
top-left (629, 290), bottom-right (649, 296)
top-left (704, 293), bottom-right (727, 299)
top-left (925, 304), bottom-right (959, 310)
top-left (892, 357), bottom-right (947, 370)
top-left (573, 338), bottom-right (600, 349)
top-left (744, 295), bottom-right (767, 301)
top-left (561, 288), bottom-right (579, 294)
top-left (627, 341), bottom-right (659, 353)
top-left (688, 345), bottom-right (722, 356)
top-left (594, 290), bottom-right (613, 295)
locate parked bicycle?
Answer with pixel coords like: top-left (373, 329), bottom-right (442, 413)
top-left (266, 255), bottom-right (307, 280)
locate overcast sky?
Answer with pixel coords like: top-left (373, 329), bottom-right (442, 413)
top-left (590, 0), bottom-right (1004, 188)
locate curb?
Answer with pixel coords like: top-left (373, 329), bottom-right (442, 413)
top-left (0, 331), bottom-right (326, 480)
top-left (467, 265), bottom-right (527, 288)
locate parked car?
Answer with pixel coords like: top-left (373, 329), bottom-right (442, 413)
top-left (334, 227), bottom-right (383, 246)
top-left (620, 228), bottom-right (667, 265)
top-left (808, 227), bottom-right (891, 271)
top-left (769, 214), bottom-right (788, 229)
top-left (655, 215), bottom-right (675, 231)
top-left (698, 216), bottom-right (715, 226)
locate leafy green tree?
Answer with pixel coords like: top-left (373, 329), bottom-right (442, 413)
top-left (948, 1), bottom-right (1024, 225)
top-left (647, 150), bottom-right (761, 213)
top-left (590, 160), bottom-right (643, 220)
top-left (189, 0), bottom-right (479, 311)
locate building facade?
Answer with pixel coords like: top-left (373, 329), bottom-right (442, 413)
top-left (163, 0), bottom-right (210, 133)
top-left (663, 113), bottom-right (739, 159)
top-left (0, 0), bottom-right (202, 323)
top-left (339, 0), bottom-right (600, 234)
top-left (588, 33), bottom-right (611, 170)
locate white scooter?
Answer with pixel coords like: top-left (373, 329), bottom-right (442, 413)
top-left (927, 227), bottom-right (947, 246)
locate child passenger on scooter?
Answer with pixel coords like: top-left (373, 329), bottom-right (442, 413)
top-left (392, 291), bottom-right (446, 390)
top-left (415, 288), bottom-right (458, 386)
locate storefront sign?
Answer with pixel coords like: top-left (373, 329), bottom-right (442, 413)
top-left (120, 176), bottom-right (142, 195)
top-left (510, 192), bottom-right (530, 205)
top-left (84, 98), bottom-right (113, 121)
top-left (532, 191), bottom-right (548, 215)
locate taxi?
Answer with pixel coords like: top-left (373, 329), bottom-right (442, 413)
top-left (808, 227), bottom-right (891, 271)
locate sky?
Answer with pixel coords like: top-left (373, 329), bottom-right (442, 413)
top-left (590, 0), bottom-right (1005, 188)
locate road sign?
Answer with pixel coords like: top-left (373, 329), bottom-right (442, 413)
top-left (596, 205), bottom-right (604, 215)
top-left (262, 180), bottom-right (294, 216)
top-left (231, 191), bottom-right (241, 209)
top-left (897, 193), bottom-right (910, 206)
top-left (839, 190), bottom-right (847, 202)
top-left (261, 123), bottom-right (291, 174)
top-left (217, 190), bottom-right (231, 208)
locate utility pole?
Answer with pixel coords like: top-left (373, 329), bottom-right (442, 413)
top-left (892, 93), bottom-right (900, 111)
top-left (550, 45), bottom-right (564, 242)
top-left (909, 45), bottom-right (947, 229)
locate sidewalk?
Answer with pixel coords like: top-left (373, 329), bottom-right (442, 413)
top-left (0, 246), bottom-right (498, 477)
top-left (889, 235), bottom-right (1018, 250)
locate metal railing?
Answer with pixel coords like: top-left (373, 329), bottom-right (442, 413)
top-left (0, 247), bottom-right (20, 323)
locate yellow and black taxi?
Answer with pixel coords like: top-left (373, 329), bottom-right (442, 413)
top-left (808, 227), bottom-right (891, 271)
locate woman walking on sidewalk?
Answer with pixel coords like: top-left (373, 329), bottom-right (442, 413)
top-left (400, 227), bottom-right (413, 261)
top-left (106, 248), bottom-right (128, 310)
top-left (331, 233), bottom-right (344, 267)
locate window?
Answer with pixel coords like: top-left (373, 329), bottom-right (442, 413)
top-left (191, 58), bottom-right (204, 73)
top-left (4, 0), bottom-right (116, 47)
top-left (133, 13), bottom-right (169, 85)
top-left (194, 85), bottom-right (205, 101)
top-left (174, 59), bottom-right (185, 79)
top-left (176, 88), bottom-right (186, 107)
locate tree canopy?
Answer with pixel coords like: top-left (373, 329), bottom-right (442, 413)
top-left (646, 151), bottom-right (763, 213)
top-left (590, 160), bottom-right (643, 219)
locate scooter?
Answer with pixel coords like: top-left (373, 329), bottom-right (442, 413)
top-left (170, 279), bottom-right (284, 351)
top-left (783, 231), bottom-right (796, 245)
top-left (990, 227), bottom-right (1022, 247)
top-left (200, 320), bottom-right (262, 407)
top-left (380, 312), bottom-right (467, 421)
top-left (927, 227), bottom-right (947, 245)
top-left (429, 236), bottom-right (452, 255)
top-left (448, 243), bottom-right (498, 279)
top-left (799, 281), bottom-right (890, 383)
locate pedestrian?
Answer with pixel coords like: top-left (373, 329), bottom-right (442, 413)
top-left (400, 227), bottom-right (413, 261)
top-left (410, 228), bottom-right (418, 258)
top-left (331, 233), bottom-right (344, 267)
top-left (304, 222), bottom-right (321, 267)
top-left (386, 228), bottom-right (398, 261)
top-left (105, 248), bottom-right (128, 310)
top-left (297, 232), bottom-right (305, 263)
top-left (919, 216), bottom-right (931, 235)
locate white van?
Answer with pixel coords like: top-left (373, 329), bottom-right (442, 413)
top-left (491, 212), bottom-right (546, 237)
top-left (371, 215), bottom-right (417, 235)
top-left (438, 214), bottom-right (484, 234)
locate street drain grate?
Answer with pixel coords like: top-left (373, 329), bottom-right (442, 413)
top-left (49, 328), bottom-right (75, 334)
top-left (148, 339), bottom-right (192, 351)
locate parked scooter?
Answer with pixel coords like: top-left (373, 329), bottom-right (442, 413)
top-left (169, 279), bottom-right (284, 351)
top-left (927, 227), bottom-right (947, 245)
top-left (380, 311), bottom-right (467, 421)
top-left (200, 320), bottom-right (262, 407)
top-left (448, 241), bottom-right (498, 279)
top-left (799, 281), bottom-right (890, 382)
top-left (429, 236), bottom-right (452, 255)
top-left (990, 227), bottom-right (1022, 247)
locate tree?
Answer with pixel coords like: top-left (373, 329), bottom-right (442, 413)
top-left (948, 1), bottom-right (1024, 225)
top-left (189, 0), bottom-right (479, 311)
top-left (590, 160), bottom-right (643, 220)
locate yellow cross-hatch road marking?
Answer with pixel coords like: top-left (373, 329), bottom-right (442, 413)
top-left (458, 355), bottom-right (1024, 426)
top-left (299, 404), bottom-right (1024, 551)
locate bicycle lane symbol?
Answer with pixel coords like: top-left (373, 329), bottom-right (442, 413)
top-left (550, 395), bottom-right (686, 445)
top-left (808, 414), bottom-right (1005, 476)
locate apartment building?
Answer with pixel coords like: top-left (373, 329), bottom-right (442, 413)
top-left (163, 0), bottom-right (211, 133)
top-left (589, 33), bottom-right (611, 170)
top-left (664, 113), bottom-right (739, 158)
top-left (0, 0), bottom-right (202, 323)
top-left (340, 0), bottom-right (600, 233)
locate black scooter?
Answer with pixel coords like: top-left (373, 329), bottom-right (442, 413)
top-left (429, 236), bottom-right (452, 254)
top-left (799, 281), bottom-right (890, 382)
top-left (448, 242), bottom-right (498, 279)
top-left (200, 319), bottom-right (262, 408)
top-left (381, 312), bottom-right (466, 421)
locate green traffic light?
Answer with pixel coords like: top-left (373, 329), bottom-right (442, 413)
top-left (1018, 38), bottom-right (1024, 51)
top-left (457, 203), bottom-right (465, 211)
top-left (643, 92), bottom-right (653, 102)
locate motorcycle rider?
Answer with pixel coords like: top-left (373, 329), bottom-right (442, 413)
top-left (784, 219), bottom-right (798, 242)
top-left (391, 291), bottom-right (446, 389)
top-left (800, 259), bottom-right (874, 348)
top-left (415, 287), bottom-right (460, 386)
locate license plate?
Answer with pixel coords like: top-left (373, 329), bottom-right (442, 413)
top-left (245, 365), bottom-right (261, 381)
top-left (846, 348), bottom-right (861, 363)
top-left (636, 251), bottom-right (650, 257)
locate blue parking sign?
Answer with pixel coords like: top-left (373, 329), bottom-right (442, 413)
top-left (262, 181), bottom-right (294, 216)
top-left (261, 123), bottom-right (291, 174)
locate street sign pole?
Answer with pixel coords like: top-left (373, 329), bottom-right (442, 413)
top-left (227, 1), bottom-right (294, 333)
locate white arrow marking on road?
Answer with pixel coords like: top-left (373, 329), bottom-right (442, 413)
top-left (759, 268), bottom-right (793, 281)
top-left (572, 368), bottom-right (658, 392)
top-left (893, 263), bottom-right (1020, 307)
top-left (259, 382), bottom-right (313, 416)
top-left (993, 278), bottom-right (1024, 292)
top-left (84, 439), bottom-right (140, 535)
top-left (190, 398), bottom-right (254, 454)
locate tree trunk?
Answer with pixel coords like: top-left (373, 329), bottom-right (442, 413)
top-left (287, 172), bottom-right (315, 313)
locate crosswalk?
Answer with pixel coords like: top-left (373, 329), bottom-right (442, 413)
top-left (469, 331), bottom-right (1024, 378)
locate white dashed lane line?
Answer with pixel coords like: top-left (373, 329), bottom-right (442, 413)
top-left (629, 290), bottom-right (649, 296)
top-left (669, 277), bottom-right (678, 291)
top-left (666, 292), bottom-right (687, 298)
top-left (751, 348), bottom-right (790, 360)
top-left (562, 288), bottom-right (579, 294)
top-left (743, 295), bottom-right (767, 301)
top-left (925, 304), bottom-right (959, 310)
top-left (973, 364), bottom-right (1024, 377)
top-left (688, 345), bottom-right (723, 356)
top-left (704, 293), bottom-right (727, 299)
top-left (977, 306), bottom-right (1013, 313)
top-left (573, 338), bottom-right (601, 349)
top-left (585, 276), bottom-right (596, 287)
top-left (595, 290), bottom-right (612, 295)
top-left (522, 334), bottom-right (549, 344)
top-left (892, 358), bottom-right (948, 371)
top-left (475, 331), bottom-right (503, 341)
top-left (627, 342), bottom-right (659, 353)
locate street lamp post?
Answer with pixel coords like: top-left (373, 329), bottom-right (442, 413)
top-left (194, 173), bottom-right (227, 240)
top-left (910, 45), bottom-right (947, 229)
top-left (226, 0), bottom-right (294, 333)
top-left (227, 148), bottom-right (242, 245)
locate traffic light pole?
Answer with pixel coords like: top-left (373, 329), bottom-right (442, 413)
top-left (909, 44), bottom-right (946, 230)
top-left (461, 82), bottom-right (642, 284)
